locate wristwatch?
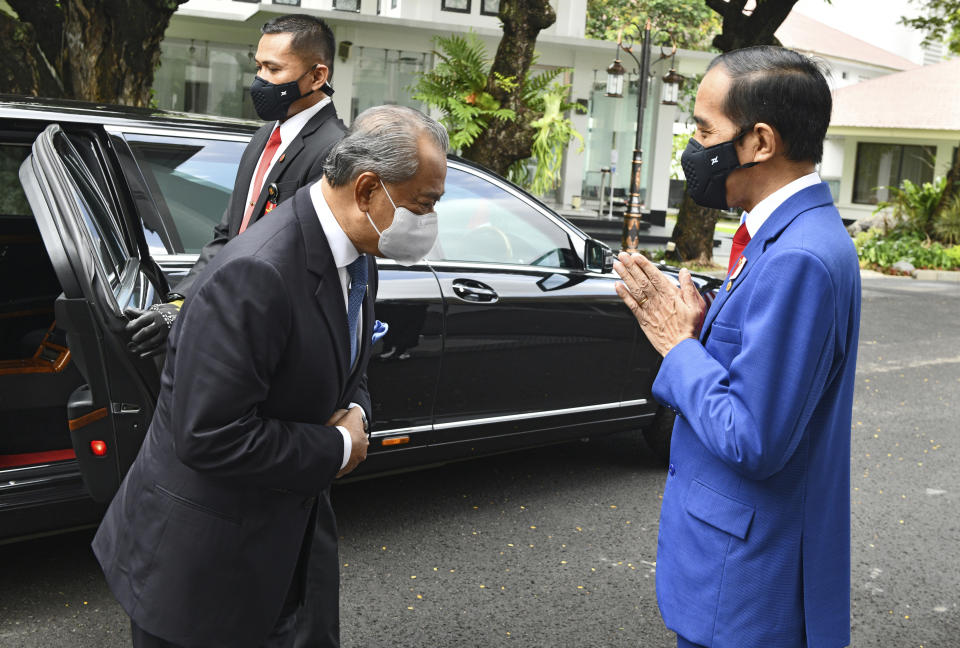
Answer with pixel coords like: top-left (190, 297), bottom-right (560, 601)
top-left (356, 407), bottom-right (369, 434)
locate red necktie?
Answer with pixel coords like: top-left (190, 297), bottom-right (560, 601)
top-left (239, 126), bottom-right (282, 234)
top-left (728, 222), bottom-right (751, 275)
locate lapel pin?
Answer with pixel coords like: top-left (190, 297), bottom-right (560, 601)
top-left (726, 256), bottom-right (747, 291)
top-left (278, 153), bottom-right (285, 163)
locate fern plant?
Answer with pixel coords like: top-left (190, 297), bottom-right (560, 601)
top-left (411, 34), bottom-right (517, 152)
top-left (412, 32), bottom-right (584, 196)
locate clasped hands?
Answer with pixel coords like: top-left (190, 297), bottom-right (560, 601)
top-left (328, 407), bottom-right (369, 478)
top-left (613, 252), bottom-right (705, 357)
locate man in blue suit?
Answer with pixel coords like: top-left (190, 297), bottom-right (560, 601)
top-left (615, 47), bottom-right (860, 647)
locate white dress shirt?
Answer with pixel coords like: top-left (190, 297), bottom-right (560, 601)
top-left (741, 172), bottom-right (822, 236)
top-left (243, 97), bottom-right (332, 209)
top-left (310, 181), bottom-right (364, 471)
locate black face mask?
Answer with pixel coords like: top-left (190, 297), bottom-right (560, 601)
top-left (680, 134), bottom-right (757, 210)
top-left (249, 64), bottom-right (333, 122)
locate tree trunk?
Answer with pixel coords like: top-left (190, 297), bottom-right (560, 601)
top-left (0, 13), bottom-right (62, 97)
top-left (1, 0), bottom-right (187, 105)
top-left (460, 0), bottom-right (556, 177)
top-left (669, 190), bottom-right (721, 266)
top-left (707, 0), bottom-right (798, 51)
top-left (669, 0), bottom-right (800, 264)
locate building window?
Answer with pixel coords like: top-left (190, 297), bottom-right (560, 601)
top-left (852, 143), bottom-right (936, 205)
top-left (441, 0), bottom-right (471, 13)
top-left (273, 0), bottom-right (301, 5)
top-left (182, 80), bottom-right (210, 114)
top-left (333, 0), bottom-right (360, 11)
top-left (581, 74), bottom-right (655, 210)
top-left (351, 47), bottom-right (432, 122)
top-left (153, 38), bottom-right (260, 121)
top-left (480, 0), bottom-right (499, 15)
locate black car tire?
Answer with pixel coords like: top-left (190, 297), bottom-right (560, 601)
top-left (641, 406), bottom-right (675, 464)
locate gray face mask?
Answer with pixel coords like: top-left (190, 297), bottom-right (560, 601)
top-left (366, 179), bottom-right (438, 266)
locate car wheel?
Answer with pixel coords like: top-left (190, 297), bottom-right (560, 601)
top-left (641, 407), bottom-right (675, 464)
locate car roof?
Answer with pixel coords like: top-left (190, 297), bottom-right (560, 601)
top-left (0, 94), bottom-right (260, 135)
top-left (1, 95), bottom-right (598, 246)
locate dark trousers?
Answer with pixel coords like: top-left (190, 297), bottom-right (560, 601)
top-left (131, 612), bottom-right (297, 648)
top-left (293, 488), bottom-right (341, 648)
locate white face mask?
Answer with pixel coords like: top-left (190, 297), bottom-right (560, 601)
top-left (366, 179), bottom-right (438, 266)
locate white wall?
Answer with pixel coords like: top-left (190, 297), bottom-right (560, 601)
top-left (247, 0), bottom-right (586, 38)
top-left (831, 130), bottom-right (959, 224)
top-left (169, 2), bottom-right (700, 210)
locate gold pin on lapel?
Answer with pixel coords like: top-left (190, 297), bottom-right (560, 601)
top-left (278, 153), bottom-right (285, 163)
top-left (726, 256), bottom-right (747, 291)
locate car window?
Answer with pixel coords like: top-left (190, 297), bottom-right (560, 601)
top-left (123, 134), bottom-right (247, 254)
top-left (430, 167), bottom-right (579, 269)
top-left (54, 132), bottom-right (129, 292)
top-left (0, 144), bottom-right (33, 218)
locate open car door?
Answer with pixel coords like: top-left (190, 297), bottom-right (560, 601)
top-left (20, 124), bottom-right (163, 502)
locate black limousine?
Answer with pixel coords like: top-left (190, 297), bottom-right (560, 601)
top-left (0, 96), bottom-right (719, 542)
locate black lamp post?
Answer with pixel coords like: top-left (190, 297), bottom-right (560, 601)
top-left (606, 20), bottom-right (682, 252)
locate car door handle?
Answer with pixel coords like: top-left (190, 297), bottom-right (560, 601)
top-left (452, 279), bottom-right (499, 303)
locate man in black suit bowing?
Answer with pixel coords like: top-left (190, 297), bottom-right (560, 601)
top-left (92, 105), bottom-right (448, 648)
top-left (125, 13), bottom-right (346, 357)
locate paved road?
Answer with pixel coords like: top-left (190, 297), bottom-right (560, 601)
top-left (1, 275), bottom-right (957, 648)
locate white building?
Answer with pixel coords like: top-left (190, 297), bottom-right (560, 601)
top-left (157, 1), bottom-right (953, 227)
top-left (774, 10), bottom-right (956, 224)
top-left (829, 58), bottom-right (960, 224)
top-left (159, 0), bottom-right (685, 220)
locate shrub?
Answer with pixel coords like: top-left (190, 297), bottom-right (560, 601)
top-left (875, 177), bottom-right (946, 240)
top-left (934, 193), bottom-right (960, 246)
top-left (854, 228), bottom-right (960, 271)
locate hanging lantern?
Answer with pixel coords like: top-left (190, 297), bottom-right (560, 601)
top-left (661, 68), bottom-right (684, 105)
top-left (606, 58), bottom-right (626, 98)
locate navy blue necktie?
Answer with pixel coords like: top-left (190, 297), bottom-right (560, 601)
top-left (346, 255), bottom-right (368, 366)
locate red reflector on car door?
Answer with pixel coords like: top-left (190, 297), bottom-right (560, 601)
top-left (90, 440), bottom-right (108, 456)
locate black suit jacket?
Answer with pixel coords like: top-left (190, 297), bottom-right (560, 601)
top-left (93, 188), bottom-right (377, 647)
top-left (173, 101), bottom-right (346, 298)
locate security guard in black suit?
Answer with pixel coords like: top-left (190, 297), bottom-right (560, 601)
top-left (125, 13), bottom-right (346, 356)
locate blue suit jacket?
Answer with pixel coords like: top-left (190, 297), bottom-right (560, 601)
top-left (652, 183), bottom-right (860, 647)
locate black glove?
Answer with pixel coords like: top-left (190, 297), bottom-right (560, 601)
top-left (124, 303), bottom-right (180, 358)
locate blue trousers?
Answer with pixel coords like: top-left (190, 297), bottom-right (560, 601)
top-left (677, 636), bottom-right (707, 648)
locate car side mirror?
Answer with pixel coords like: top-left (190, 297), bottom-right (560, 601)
top-left (584, 238), bottom-right (615, 273)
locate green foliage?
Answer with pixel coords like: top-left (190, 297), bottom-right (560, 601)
top-left (901, 0), bottom-right (960, 55)
top-left (934, 193), bottom-right (960, 245)
top-left (411, 34), bottom-right (517, 151)
top-left (855, 228), bottom-right (960, 271)
top-left (586, 0), bottom-right (721, 50)
top-left (412, 32), bottom-right (584, 196)
top-left (670, 131), bottom-right (689, 179)
top-left (525, 87), bottom-right (585, 195)
top-left (946, 241), bottom-right (960, 265)
top-left (874, 177), bottom-right (947, 240)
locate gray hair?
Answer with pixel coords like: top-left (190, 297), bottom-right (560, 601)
top-left (323, 105), bottom-right (449, 187)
